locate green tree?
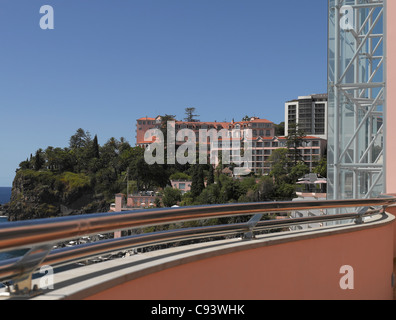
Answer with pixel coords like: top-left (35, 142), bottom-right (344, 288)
top-left (313, 157), bottom-right (327, 178)
top-left (207, 165), bottom-right (215, 185)
top-left (159, 114), bottom-right (176, 164)
top-left (69, 128), bottom-right (91, 149)
top-left (190, 165), bottom-right (205, 198)
top-left (242, 115), bottom-right (251, 121)
top-left (159, 114), bottom-right (176, 137)
top-left (196, 183), bottom-right (220, 205)
top-left (92, 134), bottom-right (100, 159)
top-left (169, 172), bottom-right (191, 180)
top-left (239, 176), bottom-right (256, 195)
top-left (274, 182), bottom-right (296, 201)
top-left (154, 197), bottom-right (162, 208)
top-left (34, 149), bottom-right (45, 171)
top-left (289, 162), bottom-right (310, 183)
top-left (257, 175), bottom-right (276, 201)
top-left (275, 122), bottom-right (285, 136)
top-left (162, 187), bottom-right (182, 207)
top-left (268, 149), bottom-right (291, 182)
top-left (184, 107), bottom-right (199, 122)
top-left (286, 123), bottom-right (306, 165)
top-left (18, 158), bottom-right (32, 170)
top-left (267, 148), bottom-right (299, 200)
top-left (217, 174), bottom-right (243, 203)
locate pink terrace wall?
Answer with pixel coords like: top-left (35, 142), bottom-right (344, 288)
top-left (385, 1), bottom-right (396, 258)
top-left (387, 0), bottom-right (396, 194)
top-left (86, 220), bottom-right (394, 300)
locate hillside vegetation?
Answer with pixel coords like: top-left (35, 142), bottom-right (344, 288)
top-left (7, 127), bottom-right (322, 221)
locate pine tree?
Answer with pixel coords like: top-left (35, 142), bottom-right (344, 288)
top-left (184, 107), bottom-right (199, 122)
top-left (286, 123), bottom-right (306, 165)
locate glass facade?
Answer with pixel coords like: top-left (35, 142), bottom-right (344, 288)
top-left (328, 0), bottom-right (385, 200)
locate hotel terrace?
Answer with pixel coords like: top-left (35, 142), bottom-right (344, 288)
top-left (2, 0), bottom-right (396, 300)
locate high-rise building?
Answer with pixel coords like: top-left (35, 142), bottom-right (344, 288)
top-left (285, 94), bottom-right (328, 140)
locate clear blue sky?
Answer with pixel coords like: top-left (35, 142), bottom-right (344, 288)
top-left (0, 0), bottom-right (328, 187)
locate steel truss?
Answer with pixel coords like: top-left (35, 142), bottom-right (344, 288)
top-left (328, 0), bottom-right (385, 200)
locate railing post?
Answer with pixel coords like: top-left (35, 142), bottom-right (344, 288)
top-left (2, 244), bottom-right (53, 298)
top-left (355, 207), bottom-right (371, 225)
top-left (243, 214), bottom-right (263, 240)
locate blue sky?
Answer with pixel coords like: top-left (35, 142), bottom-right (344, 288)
top-left (0, 0), bottom-right (328, 187)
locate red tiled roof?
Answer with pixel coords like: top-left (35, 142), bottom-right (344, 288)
top-left (140, 117), bottom-right (274, 126)
top-left (278, 136), bottom-right (324, 140)
top-left (247, 118), bottom-right (273, 123)
top-left (137, 117), bottom-right (156, 121)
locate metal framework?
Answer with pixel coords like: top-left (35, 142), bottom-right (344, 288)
top-left (328, 0), bottom-right (385, 200)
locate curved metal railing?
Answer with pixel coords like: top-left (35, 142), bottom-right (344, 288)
top-left (0, 196), bottom-right (395, 297)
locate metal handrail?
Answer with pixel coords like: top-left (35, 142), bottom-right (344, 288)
top-left (0, 197), bottom-right (395, 296)
top-left (0, 198), bottom-right (394, 253)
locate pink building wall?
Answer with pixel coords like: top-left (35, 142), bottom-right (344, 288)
top-left (127, 195), bottom-right (158, 208)
top-left (136, 117), bottom-right (157, 147)
top-left (171, 180), bottom-right (192, 194)
top-left (85, 215), bottom-right (395, 300)
top-left (114, 194), bottom-right (125, 212)
top-left (386, 0), bottom-right (396, 193)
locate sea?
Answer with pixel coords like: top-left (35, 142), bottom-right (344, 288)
top-left (0, 187), bottom-right (26, 267)
top-left (0, 187), bottom-right (11, 205)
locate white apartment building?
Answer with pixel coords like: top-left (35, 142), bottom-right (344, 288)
top-left (285, 94), bottom-right (328, 140)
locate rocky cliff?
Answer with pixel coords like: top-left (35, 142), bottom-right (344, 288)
top-left (6, 170), bottom-right (109, 221)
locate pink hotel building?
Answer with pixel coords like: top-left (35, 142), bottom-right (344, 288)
top-left (135, 116), bottom-right (327, 175)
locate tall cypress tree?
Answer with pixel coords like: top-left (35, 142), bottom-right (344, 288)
top-left (34, 149), bottom-right (44, 171)
top-left (93, 135), bottom-right (100, 159)
top-left (207, 165), bottom-right (215, 185)
top-left (191, 165), bottom-right (205, 198)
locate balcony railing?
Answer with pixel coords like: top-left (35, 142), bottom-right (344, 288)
top-left (0, 196), bottom-right (395, 298)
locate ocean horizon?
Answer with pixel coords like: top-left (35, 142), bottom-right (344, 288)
top-left (0, 187), bottom-right (12, 205)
